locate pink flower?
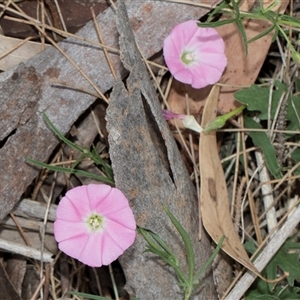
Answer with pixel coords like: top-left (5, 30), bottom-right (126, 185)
top-left (163, 20), bottom-right (227, 89)
top-left (54, 184), bottom-right (136, 267)
top-left (162, 109), bottom-right (186, 121)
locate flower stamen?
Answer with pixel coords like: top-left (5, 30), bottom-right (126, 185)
top-left (181, 51), bottom-right (195, 65)
top-left (88, 214), bottom-right (103, 231)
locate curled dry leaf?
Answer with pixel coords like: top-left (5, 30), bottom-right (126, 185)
top-left (0, 36), bottom-right (51, 71)
top-left (199, 85), bottom-right (258, 275)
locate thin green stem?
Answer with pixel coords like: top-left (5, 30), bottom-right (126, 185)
top-left (276, 23), bottom-right (294, 50)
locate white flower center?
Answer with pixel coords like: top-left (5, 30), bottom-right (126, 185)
top-left (86, 214), bottom-right (104, 232)
top-left (181, 51), bottom-right (195, 65)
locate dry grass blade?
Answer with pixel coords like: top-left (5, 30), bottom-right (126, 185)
top-left (224, 201), bottom-right (300, 299)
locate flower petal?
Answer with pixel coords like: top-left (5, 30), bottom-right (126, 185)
top-left (105, 206), bottom-right (136, 230)
top-left (85, 184), bottom-right (112, 210)
top-left (76, 220), bottom-right (136, 267)
top-left (57, 186), bottom-right (91, 220)
top-left (54, 219), bottom-right (88, 242)
top-left (58, 233), bottom-right (90, 262)
top-left (55, 196), bottom-right (84, 222)
top-left (104, 218), bottom-right (136, 249)
top-left (168, 20), bottom-right (200, 51)
top-left (77, 233), bottom-right (106, 266)
top-left (93, 186), bottom-right (131, 215)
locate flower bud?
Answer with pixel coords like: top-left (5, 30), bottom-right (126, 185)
top-left (292, 50), bottom-right (300, 67)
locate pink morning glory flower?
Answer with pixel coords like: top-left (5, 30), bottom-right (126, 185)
top-left (163, 20), bottom-right (227, 89)
top-left (54, 184), bottom-right (136, 267)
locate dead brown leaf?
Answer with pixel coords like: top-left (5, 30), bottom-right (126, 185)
top-left (0, 35), bottom-right (50, 71)
top-left (199, 85), bottom-right (258, 275)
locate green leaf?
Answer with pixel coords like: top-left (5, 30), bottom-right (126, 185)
top-left (26, 158), bottom-right (115, 185)
top-left (28, 113), bottom-right (115, 183)
top-left (163, 205), bottom-right (195, 285)
top-left (230, 0), bottom-right (248, 55)
top-left (234, 83), bottom-right (300, 133)
top-left (247, 24), bottom-right (276, 44)
top-left (246, 240), bottom-right (300, 299)
top-left (243, 116), bottom-right (282, 179)
top-left (291, 148), bottom-right (300, 175)
top-left (268, 240), bottom-right (300, 286)
top-left (197, 18), bottom-right (236, 28)
top-left (137, 227), bottom-right (177, 264)
top-left (147, 230), bottom-right (176, 258)
top-left (43, 113), bottom-right (84, 153)
top-left (247, 285), bottom-right (300, 300)
top-left (68, 291), bottom-right (111, 300)
top-left (193, 236), bottom-right (225, 284)
top-left (206, 0), bottom-right (235, 22)
top-left (244, 239), bottom-right (258, 255)
top-left (234, 84), bottom-right (283, 120)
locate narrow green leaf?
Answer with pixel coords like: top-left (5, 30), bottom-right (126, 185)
top-left (147, 229), bottom-right (177, 258)
top-left (26, 158), bottom-right (115, 185)
top-left (68, 291), bottom-right (110, 300)
top-left (230, 0), bottom-right (248, 55)
top-left (197, 18), bottom-right (236, 28)
top-left (138, 227), bottom-right (176, 264)
top-left (139, 229), bottom-right (188, 285)
top-left (44, 113), bottom-right (114, 180)
top-left (271, 25), bottom-right (279, 42)
top-left (206, 0), bottom-right (234, 22)
top-left (193, 236), bottom-right (225, 284)
top-left (42, 113), bottom-right (84, 153)
top-left (264, 0), bottom-right (281, 11)
top-left (70, 152), bottom-right (87, 171)
top-left (143, 247), bottom-right (175, 265)
top-left (247, 24), bottom-right (276, 44)
top-left (236, 19), bottom-right (248, 55)
top-left (138, 227), bottom-right (173, 258)
top-left (163, 206), bottom-right (195, 285)
top-left (90, 145), bottom-right (114, 180)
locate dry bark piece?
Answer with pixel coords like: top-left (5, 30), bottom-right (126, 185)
top-left (0, 0), bottom-right (108, 37)
top-left (5, 255), bottom-right (27, 296)
top-left (106, 1), bottom-right (217, 299)
top-left (0, 63), bottom-right (43, 141)
top-left (21, 266), bottom-right (40, 300)
top-left (0, 0), bottom-right (212, 222)
top-left (0, 261), bottom-right (22, 300)
top-left (2, 215), bottom-right (54, 234)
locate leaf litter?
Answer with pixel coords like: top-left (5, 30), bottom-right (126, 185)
top-left (0, 0), bottom-right (300, 300)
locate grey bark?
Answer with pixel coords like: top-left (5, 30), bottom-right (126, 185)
top-left (106, 1), bottom-right (217, 299)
